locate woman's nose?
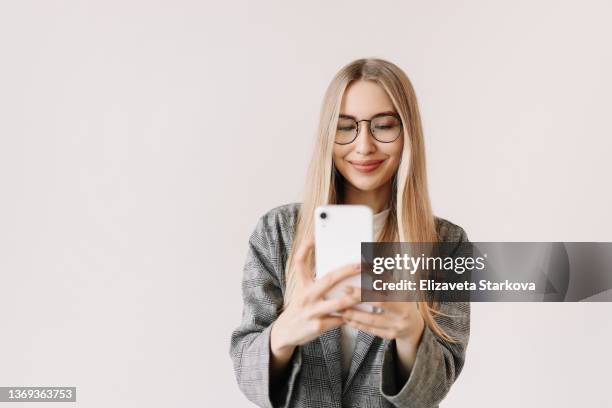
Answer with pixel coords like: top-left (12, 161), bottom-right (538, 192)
top-left (354, 123), bottom-right (376, 154)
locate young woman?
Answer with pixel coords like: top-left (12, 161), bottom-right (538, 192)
top-left (230, 58), bottom-right (470, 408)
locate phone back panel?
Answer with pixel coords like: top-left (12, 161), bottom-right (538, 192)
top-left (315, 205), bottom-right (373, 302)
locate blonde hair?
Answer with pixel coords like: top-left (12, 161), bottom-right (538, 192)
top-left (284, 58), bottom-right (454, 342)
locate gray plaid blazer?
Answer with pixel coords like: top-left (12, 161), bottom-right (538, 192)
top-left (229, 203), bottom-right (470, 408)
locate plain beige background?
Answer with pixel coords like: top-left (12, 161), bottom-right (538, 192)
top-left (1, 1), bottom-right (611, 407)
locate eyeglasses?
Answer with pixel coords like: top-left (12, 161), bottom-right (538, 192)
top-left (335, 112), bottom-right (403, 145)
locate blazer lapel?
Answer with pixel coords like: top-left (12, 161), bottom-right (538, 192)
top-left (342, 330), bottom-right (376, 394)
top-left (319, 327), bottom-right (342, 400)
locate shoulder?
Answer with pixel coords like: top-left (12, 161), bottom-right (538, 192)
top-left (256, 202), bottom-right (301, 235)
top-left (249, 202), bottom-right (301, 257)
top-left (434, 215), bottom-right (470, 242)
top-left (248, 203), bottom-right (301, 287)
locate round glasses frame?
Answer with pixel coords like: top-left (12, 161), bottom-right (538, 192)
top-left (334, 112), bottom-right (403, 145)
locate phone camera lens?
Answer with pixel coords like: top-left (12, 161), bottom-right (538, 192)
top-left (320, 212), bottom-right (327, 220)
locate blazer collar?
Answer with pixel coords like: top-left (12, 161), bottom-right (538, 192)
top-left (319, 327), bottom-right (343, 399)
top-left (319, 328), bottom-right (378, 398)
top-left (342, 330), bottom-right (377, 394)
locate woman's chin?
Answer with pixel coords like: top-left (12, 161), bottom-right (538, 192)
top-left (346, 177), bottom-right (385, 192)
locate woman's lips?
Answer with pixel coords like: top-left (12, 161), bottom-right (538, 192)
top-left (348, 159), bottom-right (384, 173)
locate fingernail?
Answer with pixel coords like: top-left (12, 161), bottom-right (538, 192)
top-left (344, 286), bottom-right (353, 294)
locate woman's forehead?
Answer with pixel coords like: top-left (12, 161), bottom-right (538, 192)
top-left (340, 80), bottom-right (396, 118)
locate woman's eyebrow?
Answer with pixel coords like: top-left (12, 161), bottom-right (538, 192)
top-left (339, 111), bottom-right (398, 119)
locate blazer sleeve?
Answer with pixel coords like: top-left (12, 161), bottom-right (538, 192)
top-left (229, 215), bottom-right (302, 408)
top-left (379, 227), bottom-right (471, 408)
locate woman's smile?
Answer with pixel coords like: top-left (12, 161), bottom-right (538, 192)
top-left (347, 158), bottom-right (385, 173)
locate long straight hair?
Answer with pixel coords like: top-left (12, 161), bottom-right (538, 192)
top-left (284, 58), bottom-right (453, 342)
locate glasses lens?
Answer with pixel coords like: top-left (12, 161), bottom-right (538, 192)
top-left (371, 115), bottom-right (401, 142)
top-left (336, 117), bottom-right (358, 144)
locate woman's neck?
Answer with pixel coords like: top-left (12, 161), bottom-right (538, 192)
top-left (341, 182), bottom-right (392, 214)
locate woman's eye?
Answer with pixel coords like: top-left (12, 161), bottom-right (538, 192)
top-left (338, 126), bottom-right (356, 131)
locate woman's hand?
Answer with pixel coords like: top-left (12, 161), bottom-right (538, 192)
top-left (270, 239), bottom-right (362, 372)
top-left (341, 293), bottom-right (425, 381)
top-left (341, 295), bottom-right (425, 342)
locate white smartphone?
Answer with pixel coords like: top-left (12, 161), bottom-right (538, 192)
top-left (314, 204), bottom-right (373, 312)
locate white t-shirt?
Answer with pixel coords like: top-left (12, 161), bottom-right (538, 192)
top-left (340, 207), bottom-right (390, 378)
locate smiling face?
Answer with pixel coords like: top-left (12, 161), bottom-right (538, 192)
top-left (333, 80), bottom-right (405, 197)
